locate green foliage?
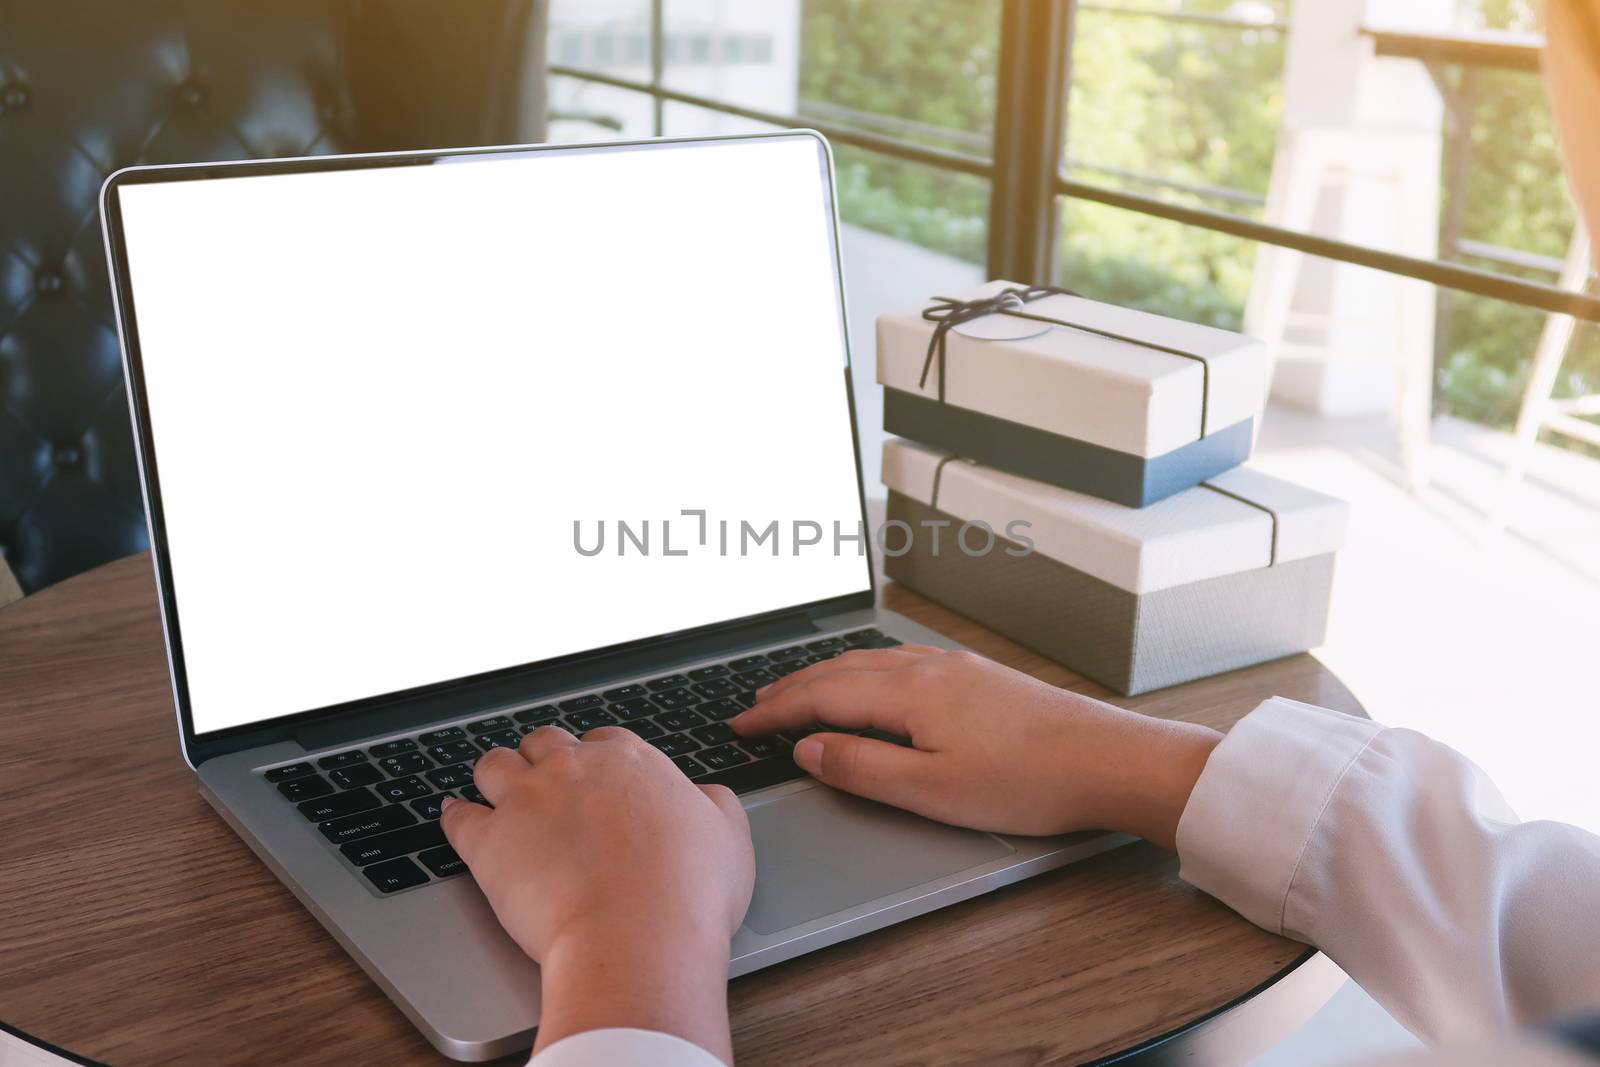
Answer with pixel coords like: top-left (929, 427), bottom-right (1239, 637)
top-left (798, 0), bottom-right (1599, 442)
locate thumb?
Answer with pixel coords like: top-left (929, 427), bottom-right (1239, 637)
top-left (439, 794), bottom-right (492, 863)
top-left (792, 732), bottom-right (935, 810)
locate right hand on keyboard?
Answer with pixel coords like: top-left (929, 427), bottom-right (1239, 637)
top-left (729, 646), bottom-right (1221, 851)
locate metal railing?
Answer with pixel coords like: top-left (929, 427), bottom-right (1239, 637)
top-left (547, 0), bottom-right (1600, 323)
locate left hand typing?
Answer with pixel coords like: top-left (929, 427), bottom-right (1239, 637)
top-left (442, 726), bottom-right (754, 1062)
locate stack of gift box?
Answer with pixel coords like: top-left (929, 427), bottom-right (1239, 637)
top-left (875, 280), bottom-right (1349, 696)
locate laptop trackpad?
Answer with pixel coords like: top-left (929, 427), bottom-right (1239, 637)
top-left (742, 786), bottom-right (1015, 935)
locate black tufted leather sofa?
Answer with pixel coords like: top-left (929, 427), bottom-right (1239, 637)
top-left (0, 0), bottom-right (546, 594)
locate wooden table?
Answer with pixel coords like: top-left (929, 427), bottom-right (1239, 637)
top-left (0, 554), bottom-right (1364, 1067)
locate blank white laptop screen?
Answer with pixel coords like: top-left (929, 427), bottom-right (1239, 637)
top-left (114, 136), bottom-right (871, 735)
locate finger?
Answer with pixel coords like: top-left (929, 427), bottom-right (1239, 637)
top-left (578, 724), bottom-right (636, 744)
top-left (757, 645), bottom-right (942, 700)
top-left (472, 745), bottom-right (531, 806)
top-left (698, 782), bottom-right (745, 824)
top-left (518, 723), bottom-right (580, 763)
top-left (791, 732), bottom-right (938, 811)
top-left (439, 794), bottom-right (494, 861)
top-left (733, 669), bottom-right (917, 737)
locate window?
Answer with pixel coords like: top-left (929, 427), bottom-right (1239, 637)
top-left (543, 0), bottom-right (1600, 834)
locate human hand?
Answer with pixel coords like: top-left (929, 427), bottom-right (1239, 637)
top-left (441, 726), bottom-right (754, 1061)
top-left (730, 646), bottom-right (1220, 849)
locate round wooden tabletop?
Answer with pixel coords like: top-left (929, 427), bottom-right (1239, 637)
top-left (0, 554), bottom-right (1364, 1067)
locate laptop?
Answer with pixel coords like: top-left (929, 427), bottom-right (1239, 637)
top-left (99, 132), bottom-right (1126, 1061)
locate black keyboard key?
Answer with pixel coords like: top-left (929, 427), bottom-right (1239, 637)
top-left (733, 669), bottom-right (777, 688)
top-left (737, 736), bottom-right (792, 760)
top-left (340, 820), bottom-right (447, 866)
top-left (609, 698), bottom-right (656, 721)
top-left (767, 645), bottom-right (807, 661)
top-left (428, 740), bottom-right (478, 765)
top-left (691, 678), bottom-right (739, 699)
top-left (649, 688), bottom-right (699, 711)
top-left (697, 744), bottom-right (751, 771)
top-left (418, 844), bottom-right (468, 878)
top-left (375, 775), bottom-right (432, 803)
top-left (567, 708), bottom-right (619, 732)
top-left (419, 726), bottom-right (467, 746)
top-left (410, 793), bottom-right (452, 821)
top-left (277, 775), bottom-right (334, 803)
top-left (732, 691), bottom-right (759, 710)
top-left (558, 694), bottom-right (604, 713)
top-left (654, 708), bottom-right (707, 732)
top-left (600, 684), bottom-right (647, 702)
top-left (425, 764), bottom-right (474, 790)
top-left (264, 762), bottom-right (315, 783)
top-left (844, 628), bottom-right (883, 645)
top-left (379, 752), bottom-right (432, 777)
top-left (687, 665), bottom-right (728, 681)
top-left (806, 637), bottom-right (847, 652)
top-left (694, 751), bottom-right (806, 793)
top-left (866, 636), bottom-right (903, 649)
top-left (467, 716), bottom-right (514, 734)
top-left (691, 722), bottom-right (737, 746)
top-left (649, 733), bottom-right (700, 758)
top-left (645, 673), bottom-right (690, 691)
top-left (812, 648), bottom-right (844, 661)
top-left (320, 803), bottom-right (417, 844)
top-left (672, 755), bottom-right (706, 777)
top-left (767, 660), bottom-right (807, 678)
top-left (697, 698), bottom-right (743, 721)
top-left (329, 764), bottom-right (385, 790)
top-left (512, 705), bottom-right (558, 725)
top-left (477, 730), bottom-right (522, 751)
top-left (369, 738), bottom-right (418, 758)
top-left (729, 655), bottom-right (769, 671)
top-left (297, 787), bottom-right (381, 823)
top-left (363, 856), bottom-right (429, 893)
top-left (461, 784), bottom-right (489, 805)
top-left (622, 719), bottom-right (665, 740)
top-left (316, 750), bottom-right (368, 770)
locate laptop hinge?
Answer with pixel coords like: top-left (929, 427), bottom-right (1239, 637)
top-left (290, 610), bottom-right (823, 753)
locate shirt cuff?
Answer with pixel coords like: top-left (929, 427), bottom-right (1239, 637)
top-left (527, 1028), bottom-right (725, 1067)
top-left (1175, 696), bottom-right (1383, 935)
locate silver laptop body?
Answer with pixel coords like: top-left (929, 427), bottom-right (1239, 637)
top-left (100, 132), bottom-right (1127, 1061)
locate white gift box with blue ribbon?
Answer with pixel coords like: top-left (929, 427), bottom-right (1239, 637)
top-left (880, 437), bottom-right (1349, 695)
top-left (876, 280), bottom-right (1269, 507)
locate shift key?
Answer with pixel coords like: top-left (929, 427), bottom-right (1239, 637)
top-left (340, 820), bottom-right (447, 866)
top-left (319, 803), bottom-right (416, 844)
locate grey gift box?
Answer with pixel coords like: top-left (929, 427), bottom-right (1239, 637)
top-left (880, 438), bottom-right (1349, 695)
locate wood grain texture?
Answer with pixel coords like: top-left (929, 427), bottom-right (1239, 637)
top-left (0, 554), bottom-right (1366, 1067)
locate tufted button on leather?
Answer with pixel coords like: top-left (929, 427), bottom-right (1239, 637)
top-left (53, 444), bottom-right (83, 468)
top-left (1, 82), bottom-right (31, 112)
top-left (176, 81), bottom-right (207, 108)
top-left (35, 269), bottom-right (65, 297)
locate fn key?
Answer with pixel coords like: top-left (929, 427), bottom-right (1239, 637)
top-left (363, 856), bottom-right (429, 893)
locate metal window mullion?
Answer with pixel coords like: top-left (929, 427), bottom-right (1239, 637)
top-left (650, 0), bottom-right (665, 135)
top-left (1056, 174), bottom-right (1600, 322)
top-left (986, 0), bottom-right (1076, 283)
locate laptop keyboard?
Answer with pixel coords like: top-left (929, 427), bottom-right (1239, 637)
top-left (260, 627), bottom-right (902, 895)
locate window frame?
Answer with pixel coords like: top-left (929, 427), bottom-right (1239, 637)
top-left (547, 0), bottom-right (1600, 323)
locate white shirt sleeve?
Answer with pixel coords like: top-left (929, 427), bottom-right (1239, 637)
top-left (1176, 696), bottom-right (1600, 1043)
top-left (526, 1027), bottom-right (724, 1067)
